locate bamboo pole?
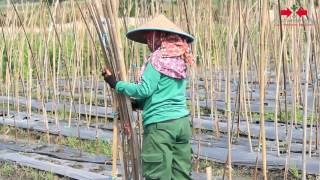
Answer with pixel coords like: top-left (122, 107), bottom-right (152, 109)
top-left (206, 166), bottom-right (212, 180)
top-left (302, 2), bottom-right (312, 179)
top-left (225, 0), bottom-right (234, 179)
top-left (284, 36), bottom-right (296, 180)
top-left (10, 0), bottom-right (52, 143)
top-left (240, 10), bottom-right (253, 152)
top-left (308, 84), bottom-right (317, 157)
top-left (274, 32), bottom-right (287, 157)
top-left (88, 1), bottom-right (141, 178)
top-left (259, 0), bottom-right (268, 179)
top-left (277, 0), bottom-right (289, 134)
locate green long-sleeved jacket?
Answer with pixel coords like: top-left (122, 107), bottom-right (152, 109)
top-left (115, 62), bottom-right (189, 126)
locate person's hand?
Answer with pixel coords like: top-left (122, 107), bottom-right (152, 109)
top-left (101, 67), bottom-right (117, 89)
top-left (130, 98), bottom-right (143, 110)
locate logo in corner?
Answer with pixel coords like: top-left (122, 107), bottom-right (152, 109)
top-left (277, 2), bottom-right (312, 27)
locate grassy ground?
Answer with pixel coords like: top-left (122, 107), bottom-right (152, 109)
top-left (0, 125), bottom-right (112, 157)
top-left (0, 124), bottom-right (111, 179)
top-left (0, 162), bottom-right (69, 180)
top-left (197, 103), bottom-right (316, 125)
top-left (2, 124), bottom-right (319, 179)
top-left (1, 114), bottom-right (319, 180)
top-left (195, 159), bottom-right (319, 180)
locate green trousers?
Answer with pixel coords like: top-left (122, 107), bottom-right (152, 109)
top-left (141, 116), bottom-right (192, 180)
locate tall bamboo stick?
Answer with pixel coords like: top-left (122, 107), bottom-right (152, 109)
top-left (225, 0), bottom-right (234, 179)
top-left (274, 31), bottom-right (287, 157)
top-left (259, 0), bottom-right (268, 179)
top-left (88, 1), bottom-right (141, 179)
top-left (302, 2), bottom-right (312, 179)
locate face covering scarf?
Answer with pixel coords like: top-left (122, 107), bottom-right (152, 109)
top-left (139, 31), bottom-right (194, 81)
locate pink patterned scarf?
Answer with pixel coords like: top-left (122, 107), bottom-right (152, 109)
top-left (139, 31), bottom-right (193, 81)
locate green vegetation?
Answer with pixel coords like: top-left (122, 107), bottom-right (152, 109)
top-left (0, 162), bottom-right (69, 180)
top-left (60, 136), bottom-right (112, 157)
top-left (0, 125), bottom-right (112, 157)
top-left (289, 164), bottom-right (301, 179)
top-left (252, 110), bottom-right (315, 124)
top-left (194, 159), bottom-right (319, 179)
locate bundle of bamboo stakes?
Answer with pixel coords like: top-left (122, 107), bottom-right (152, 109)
top-left (86, 0), bottom-right (141, 179)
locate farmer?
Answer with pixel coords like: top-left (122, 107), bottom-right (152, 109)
top-left (102, 14), bottom-right (194, 180)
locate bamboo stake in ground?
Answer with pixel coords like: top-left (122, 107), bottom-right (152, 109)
top-left (206, 166), bottom-right (212, 180)
top-left (302, 2), bottom-right (313, 179)
top-left (111, 98), bottom-right (119, 177)
top-left (224, 0), bottom-right (234, 179)
top-left (273, 31), bottom-right (287, 157)
top-left (259, 0), bottom-right (268, 179)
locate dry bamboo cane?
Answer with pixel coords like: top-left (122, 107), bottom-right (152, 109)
top-left (52, 34), bottom-right (61, 140)
top-left (42, 4), bottom-right (58, 144)
top-left (67, 42), bottom-right (77, 127)
top-left (109, 0), bottom-right (141, 177)
top-left (225, 0), bottom-right (234, 178)
top-left (111, 97), bottom-right (119, 177)
top-left (284, 38), bottom-right (297, 180)
top-left (45, 0), bottom-right (79, 125)
top-left (26, 34), bottom-right (32, 143)
top-left (0, 26), bottom-right (12, 136)
top-left (5, 25), bottom-right (11, 119)
top-left (203, 2), bottom-right (209, 109)
top-left (274, 31), bottom-right (287, 157)
top-left (15, 31), bottom-right (28, 140)
top-left (52, 25), bottom-right (62, 140)
top-left (92, 1), bottom-right (126, 178)
top-left (213, 49), bottom-right (220, 138)
top-left (67, 1), bottom-right (79, 128)
top-left (88, 1), bottom-right (141, 178)
top-left (104, 83), bottom-right (108, 127)
top-left (259, 0), bottom-right (268, 179)
top-left (235, 0), bottom-right (243, 139)
top-left (302, 4), bottom-right (312, 180)
top-left (8, 43), bottom-right (16, 140)
top-left (35, 6), bottom-right (42, 114)
top-left (308, 84), bottom-right (317, 157)
top-left (253, 128), bottom-right (261, 180)
top-left (315, 34), bottom-right (320, 152)
top-left (206, 166), bottom-right (212, 180)
top-left (317, 99), bottom-right (320, 151)
top-left (276, 0), bottom-right (289, 132)
top-left (310, 25), bottom-right (320, 155)
top-left (35, 23), bottom-right (50, 143)
top-left (240, 21), bottom-right (253, 152)
top-left (195, 6), bottom-right (204, 171)
top-left (5, 37), bottom-right (11, 135)
top-left (10, 0), bottom-right (52, 143)
top-left (74, 0), bottom-right (107, 132)
top-left (0, 27), bottom-right (6, 116)
top-left (88, 73), bottom-right (94, 126)
top-left (244, 41), bottom-right (254, 128)
top-left (208, 1), bottom-right (219, 139)
top-left (192, 0), bottom-right (197, 140)
top-left (194, 6), bottom-right (203, 171)
top-left (93, 73), bottom-right (100, 153)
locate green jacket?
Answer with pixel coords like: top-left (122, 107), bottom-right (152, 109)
top-left (116, 63), bottom-right (189, 126)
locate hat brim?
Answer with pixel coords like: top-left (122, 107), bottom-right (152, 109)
top-left (126, 28), bottom-right (194, 44)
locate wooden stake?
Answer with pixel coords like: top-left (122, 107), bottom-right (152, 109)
top-left (259, 0), bottom-right (268, 179)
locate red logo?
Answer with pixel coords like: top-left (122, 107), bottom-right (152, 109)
top-left (280, 4), bottom-right (308, 17)
top-left (280, 8), bottom-right (292, 17)
top-left (296, 8), bottom-right (308, 17)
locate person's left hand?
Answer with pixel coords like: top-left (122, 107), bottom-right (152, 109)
top-left (101, 67), bottom-right (117, 89)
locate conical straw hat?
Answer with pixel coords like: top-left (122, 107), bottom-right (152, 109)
top-left (126, 14), bottom-right (194, 44)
